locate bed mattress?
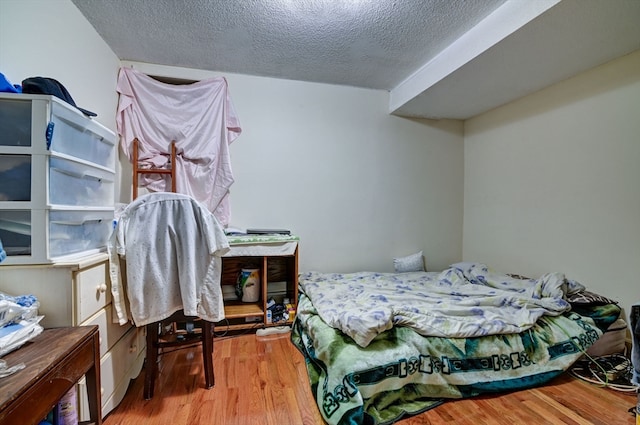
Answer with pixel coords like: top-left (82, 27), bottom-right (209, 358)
top-left (291, 265), bottom-right (620, 425)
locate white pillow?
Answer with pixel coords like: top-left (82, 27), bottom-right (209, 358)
top-left (393, 251), bottom-right (425, 273)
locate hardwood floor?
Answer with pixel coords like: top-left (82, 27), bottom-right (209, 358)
top-left (102, 332), bottom-right (637, 425)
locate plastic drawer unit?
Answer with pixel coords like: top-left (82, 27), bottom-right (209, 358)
top-left (0, 93), bottom-right (117, 265)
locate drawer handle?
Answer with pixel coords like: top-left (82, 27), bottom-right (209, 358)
top-left (97, 284), bottom-right (107, 293)
top-left (0, 218), bottom-right (31, 235)
top-left (46, 121), bottom-right (54, 149)
top-left (51, 219), bottom-right (103, 225)
top-left (52, 166), bottom-right (112, 183)
top-left (129, 344), bottom-right (137, 353)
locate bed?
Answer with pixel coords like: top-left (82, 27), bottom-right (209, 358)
top-left (291, 262), bottom-right (621, 425)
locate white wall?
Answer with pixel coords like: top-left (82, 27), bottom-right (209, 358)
top-left (463, 49), bottom-right (640, 317)
top-left (0, 0), bottom-right (120, 130)
top-left (0, 0), bottom-right (123, 196)
top-left (126, 62), bottom-right (465, 273)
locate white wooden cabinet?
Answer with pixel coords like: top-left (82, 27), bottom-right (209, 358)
top-left (0, 253), bottom-right (145, 419)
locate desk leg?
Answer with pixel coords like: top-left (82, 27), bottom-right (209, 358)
top-left (83, 332), bottom-right (102, 425)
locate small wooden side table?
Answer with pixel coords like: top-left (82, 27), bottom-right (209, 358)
top-left (0, 326), bottom-right (101, 425)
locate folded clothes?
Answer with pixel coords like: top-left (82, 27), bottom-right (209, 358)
top-left (0, 316), bottom-right (44, 357)
top-left (0, 292), bottom-right (39, 328)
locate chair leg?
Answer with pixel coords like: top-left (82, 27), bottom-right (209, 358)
top-left (144, 322), bottom-right (159, 400)
top-left (202, 320), bottom-right (215, 389)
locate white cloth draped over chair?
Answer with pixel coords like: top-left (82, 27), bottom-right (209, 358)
top-left (110, 192), bottom-right (230, 326)
top-left (108, 192), bottom-right (230, 399)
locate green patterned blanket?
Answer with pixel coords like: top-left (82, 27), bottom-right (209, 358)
top-left (292, 289), bottom-right (620, 425)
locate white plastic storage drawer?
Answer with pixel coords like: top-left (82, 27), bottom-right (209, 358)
top-left (0, 154), bottom-right (114, 208)
top-left (49, 209), bottom-right (113, 257)
top-left (48, 101), bottom-right (116, 169)
top-left (0, 210), bottom-right (31, 256)
top-left (0, 208), bottom-right (114, 264)
top-left (0, 154), bottom-right (31, 201)
top-left (0, 97), bottom-right (32, 146)
top-left (49, 156), bottom-right (114, 207)
top-left (0, 93), bottom-right (116, 170)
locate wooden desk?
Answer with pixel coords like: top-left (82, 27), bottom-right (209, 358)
top-left (0, 326), bottom-right (101, 425)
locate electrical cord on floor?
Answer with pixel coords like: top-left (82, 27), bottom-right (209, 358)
top-left (158, 341), bottom-right (203, 356)
top-left (555, 320), bottom-right (638, 393)
top-left (212, 318), bottom-right (266, 340)
top-left (569, 352), bottom-right (638, 393)
top-left (213, 318), bottom-right (230, 338)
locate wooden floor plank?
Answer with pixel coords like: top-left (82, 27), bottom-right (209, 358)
top-left (102, 333), bottom-right (637, 425)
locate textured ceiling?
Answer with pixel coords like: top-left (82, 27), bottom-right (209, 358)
top-left (71, 0), bottom-right (640, 119)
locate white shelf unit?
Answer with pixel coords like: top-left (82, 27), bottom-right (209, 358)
top-left (220, 237), bottom-right (299, 331)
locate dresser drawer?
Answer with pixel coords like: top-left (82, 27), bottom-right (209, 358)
top-left (0, 155), bottom-right (30, 201)
top-left (0, 94), bottom-right (116, 169)
top-left (100, 348), bottom-right (144, 418)
top-left (102, 328), bottom-right (141, 398)
top-left (0, 154), bottom-right (114, 207)
top-left (80, 305), bottom-right (131, 356)
top-left (0, 208), bottom-right (114, 265)
top-left (76, 260), bottom-right (111, 323)
top-left (50, 210), bottom-right (114, 259)
top-left (49, 156), bottom-right (115, 207)
top-left (48, 100), bottom-right (116, 169)
top-left (78, 328), bottom-right (144, 421)
top-left (78, 327), bottom-right (141, 419)
top-left (0, 96), bottom-right (31, 147)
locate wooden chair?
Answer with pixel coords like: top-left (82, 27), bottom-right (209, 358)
top-left (130, 140), bottom-right (216, 400)
top-left (144, 311), bottom-right (215, 399)
top-left (132, 137), bottom-right (176, 199)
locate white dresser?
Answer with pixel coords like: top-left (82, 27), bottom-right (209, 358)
top-left (0, 93), bottom-right (144, 419)
top-left (0, 253), bottom-right (145, 419)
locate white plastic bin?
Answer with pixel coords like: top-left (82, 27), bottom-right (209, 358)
top-left (0, 94), bottom-right (117, 169)
top-left (49, 101), bottom-right (116, 169)
top-left (49, 209), bottom-right (114, 258)
top-left (0, 208), bottom-right (114, 264)
top-left (0, 155), bottom-right (31, 201)
top-left (49, 156), bottom-right (115, 207)
top-left (0, 210), bottom-right (31, 256)
top-left (0, 97), bottom-right (32, 147)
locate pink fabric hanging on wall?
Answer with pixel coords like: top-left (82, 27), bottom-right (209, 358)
top-left (116, 67), bottom-right (242, 226)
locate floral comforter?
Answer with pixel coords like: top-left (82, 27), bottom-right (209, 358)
top-left (298, 263), bottom-right (585, 348)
